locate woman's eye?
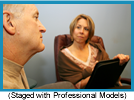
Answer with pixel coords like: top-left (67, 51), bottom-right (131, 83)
top-left (85, 28), bottom-right (89, 31)
top-left (77, 26), bottom-right (80, 29)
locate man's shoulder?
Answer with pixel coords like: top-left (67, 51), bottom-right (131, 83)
top-left (3, 69), bottom-right (19, 89)
top-left (3, 78), bottom-right (18, 89)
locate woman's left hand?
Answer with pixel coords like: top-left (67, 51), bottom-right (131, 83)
top-left (113, 54), bottom-right (130, 66)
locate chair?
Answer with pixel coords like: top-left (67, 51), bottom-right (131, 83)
top-left (54, 34), bottom-right (131, 85)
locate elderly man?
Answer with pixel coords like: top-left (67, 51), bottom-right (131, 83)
top-left (3, 4), bottom-right (75, 89)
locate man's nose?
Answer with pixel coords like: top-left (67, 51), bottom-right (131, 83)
top-left (39, 20), bottom-right (46, 33)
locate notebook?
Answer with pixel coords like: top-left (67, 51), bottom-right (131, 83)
top-left (85, 58), bottom-right (129, 89)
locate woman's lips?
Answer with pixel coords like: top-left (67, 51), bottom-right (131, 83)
top-left (78, 36), bottom-right (84, 38)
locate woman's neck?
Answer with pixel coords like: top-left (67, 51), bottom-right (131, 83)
top-left (71, 41), bottom-right (88, 51)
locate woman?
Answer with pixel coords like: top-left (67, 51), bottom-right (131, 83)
top-left (58, 14), bottom-right (130, 89)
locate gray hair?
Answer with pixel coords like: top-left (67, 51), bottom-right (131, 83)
top-left (3, 4), bottom-right (26, 18)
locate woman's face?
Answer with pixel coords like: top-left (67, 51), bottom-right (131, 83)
top-left (72, 18), bottom-right (89, 44)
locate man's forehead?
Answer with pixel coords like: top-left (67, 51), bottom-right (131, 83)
top-left (25, 4), bottom-right (39, 14)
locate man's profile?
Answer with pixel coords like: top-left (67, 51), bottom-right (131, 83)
top-left (3, 4), bottom-right (75, 89)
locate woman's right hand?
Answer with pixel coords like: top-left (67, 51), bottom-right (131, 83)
top-left (81, 76), bottom-right (90, 89)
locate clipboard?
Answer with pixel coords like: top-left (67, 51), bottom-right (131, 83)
top-left (85, 58), bottom-right (129, 89)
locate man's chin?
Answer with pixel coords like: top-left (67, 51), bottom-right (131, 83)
top-left (37, 45), bottom-right (45, 52)
top-left (41, 45), bottom-right (45, 51)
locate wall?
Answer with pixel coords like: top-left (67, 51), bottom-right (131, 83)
top-left (24, 4), bottom-right (131, 87)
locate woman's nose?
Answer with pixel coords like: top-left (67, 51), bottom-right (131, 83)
top-left (80, 28), bottom-right (84, 34)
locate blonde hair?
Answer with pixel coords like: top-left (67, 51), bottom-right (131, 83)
top-left (3, 4), bottom-right (26, 18)
top-left (69, 14), bottom-right (95, 43)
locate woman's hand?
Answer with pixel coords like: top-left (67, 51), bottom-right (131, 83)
top-left (113, 54), bottom-right (130, 66)
top-left (81, 76), bottom-right (90, 89)
top-left (117, 76), bottom-right (122, 86)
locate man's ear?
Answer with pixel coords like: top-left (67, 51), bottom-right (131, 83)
top-left (3, 11), bottom-right (16, 35)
